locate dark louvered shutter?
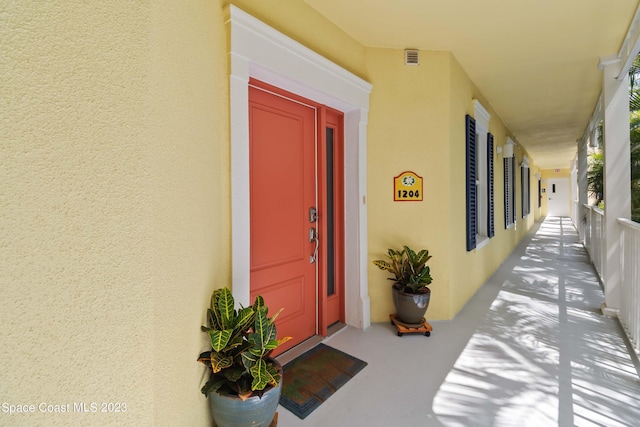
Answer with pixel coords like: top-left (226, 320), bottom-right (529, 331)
top-left (487, 133), bottom-right (494, 238)
top-left (504, 158), bottom-right (510, 228)
top-left (538, 179), bottom-right (542, 208)
top-left (512, 157), bottom-right (516, 224)
top-left (521, 166), bottom-right (523, 218)
top-left (521, 166), bottom-right (525, 218)
top-left (527, 167), bottom-right (531, 215)
top-left (465, 115), bottom-right (476, 251)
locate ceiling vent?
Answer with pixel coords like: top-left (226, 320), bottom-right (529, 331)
top-left (404, 49), bottom-right (419, 66)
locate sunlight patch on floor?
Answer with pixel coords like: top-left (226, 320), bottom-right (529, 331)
top-left (433, 287), bottom-right (560, 426)
top-left (433, 217), bottom-right (640, 426)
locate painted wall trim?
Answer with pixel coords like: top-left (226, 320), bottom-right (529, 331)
top-left (473, 99), bottom-right (491, 127)
top-left (228, 5), bottom-right (372, 329)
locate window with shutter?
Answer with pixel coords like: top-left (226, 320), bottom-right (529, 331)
top-left (504, 138), bottom-right (516, 229)
top-left (466, 100), bottom-right (493, 252)
top-left (504, 158), bottom-right (511, 228)
top-left (527, 168), bottom-right (531, 215)
top-left (521, 157), bottom-right (530, 218)
top-left (521, 167), bottom-right (525, 217)
top-left (512, 157), bottom-right (516, 224)
top-left (465, 115), bottom-right (477, 251)
top-left (487, 133), bottom-right (494, 238)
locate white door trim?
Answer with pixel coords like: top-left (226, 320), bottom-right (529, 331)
top-left (228, 5), bottom-right (372, 329)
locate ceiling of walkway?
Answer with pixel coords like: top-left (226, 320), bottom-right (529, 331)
top-left (305, 0), bottom-right (639, 169)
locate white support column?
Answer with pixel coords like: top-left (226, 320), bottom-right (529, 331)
top-left (600, 56), bottom-right (632, 315)
top-left (577, 138), bottom-right (588, 240)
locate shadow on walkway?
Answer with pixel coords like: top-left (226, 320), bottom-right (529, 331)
top-left (433, 217), bottom-right (640, 426)
top-left (276, 217), bottom-right (640, 427)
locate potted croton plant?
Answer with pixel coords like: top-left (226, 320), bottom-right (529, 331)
top-left (198, 287), bottom-right (291, 427)
top-left (373, 245), bottom-right (433, 325)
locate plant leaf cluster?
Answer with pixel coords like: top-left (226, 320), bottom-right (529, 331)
top-left (198, 288), bottom-right (291, 400)
top-left (373, 245), bottom-right (433, 294)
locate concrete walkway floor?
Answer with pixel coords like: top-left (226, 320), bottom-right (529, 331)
top-left (276, 217), bottom-right (640, 427)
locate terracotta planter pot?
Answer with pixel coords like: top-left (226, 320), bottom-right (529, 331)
top-left (208, 361), bottom-right (282, 427)
top-left (392, 286), bottom-right (431, 325)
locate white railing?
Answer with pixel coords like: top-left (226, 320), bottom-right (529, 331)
top-left (573, 200), bottom-right (583, 240)
top-left (583, 206), bottom-right (591, 248)
top-left (583, 205), bottom-right (640, 354)
top-left (619, 218), bottom-right (640, 353)
top-left (583, 205), bottom-right (605, 279)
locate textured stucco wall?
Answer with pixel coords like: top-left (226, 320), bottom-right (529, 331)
top-left (365, 46), bottom-right (538, 321)
top-left (366, 48), bottom-right (453, 321)
top-left (149, 0), bottom-right (229, 425)
top-left (1, 1), bottom-right (227, 425)
top-left (1, 1), bottom-right (154, 425)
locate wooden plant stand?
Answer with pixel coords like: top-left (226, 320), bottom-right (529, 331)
top-left (390, 314), bottom-right (432, 337)
top-left (269, 412), bottom-right (278, 427)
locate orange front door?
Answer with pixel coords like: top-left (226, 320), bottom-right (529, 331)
top-left (249, 84), bottom-right (317, 353)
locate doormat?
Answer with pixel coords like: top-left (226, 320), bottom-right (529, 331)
top-left (279, 343), bottom-right (367, 419)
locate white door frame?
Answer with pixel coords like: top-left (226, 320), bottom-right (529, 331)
top-left (228, 5), bottom-right (372, 329)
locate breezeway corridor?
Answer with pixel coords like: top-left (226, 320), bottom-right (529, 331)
top-left (277, 217), bottom-right (640, 426)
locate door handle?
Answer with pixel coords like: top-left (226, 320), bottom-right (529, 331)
top-left (309, 227), bottom-right (319, 263)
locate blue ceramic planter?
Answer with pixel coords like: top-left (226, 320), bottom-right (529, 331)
top-left (208, 366), bottom-right (282, 427)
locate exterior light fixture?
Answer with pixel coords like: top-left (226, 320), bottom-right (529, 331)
top-left (503, 138), bottom-right (515, 158)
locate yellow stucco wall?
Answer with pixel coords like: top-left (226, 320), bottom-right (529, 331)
top-left (149, 1), bottom-right (231, 425)
top-left (366, 49), bottom-right (453, 321)
top-left (366, 50), bottom-right (539, 321)
top-left (2, 1), bottom-right (231, 425)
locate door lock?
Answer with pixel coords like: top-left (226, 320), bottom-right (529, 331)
top-left (309, 207), bottom-right (318, 223)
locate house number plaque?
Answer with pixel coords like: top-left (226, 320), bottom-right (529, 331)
top-left (394, 171), bottom-right (423, 201)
